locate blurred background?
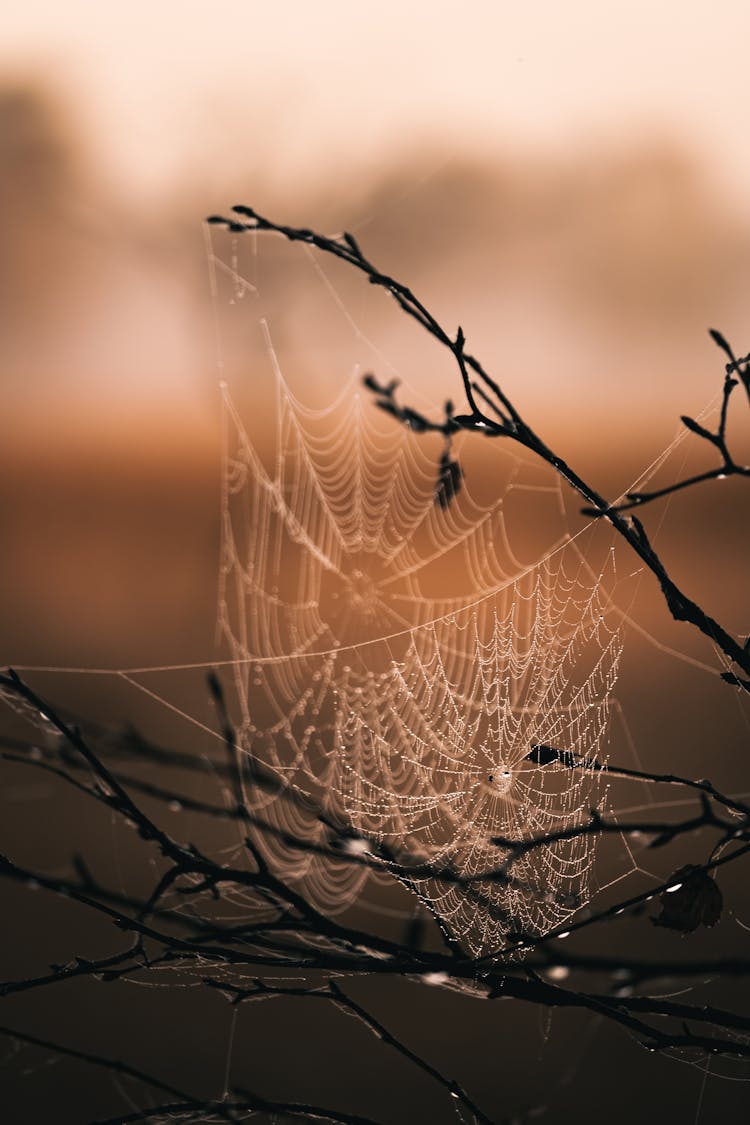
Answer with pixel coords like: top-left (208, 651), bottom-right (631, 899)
top-left (2, 3), bottom-right (750, 1122)
top-left (2, 0), bottom-right (750, 669)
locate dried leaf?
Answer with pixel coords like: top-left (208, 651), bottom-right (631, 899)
top-left (652, 865), bottom-right (723, 934)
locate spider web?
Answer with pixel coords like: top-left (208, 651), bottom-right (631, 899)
top-left (6, 217), bottom-right (745, 947)
top-left (8, 223), bottom-right (746, 968)
top-left (214, 306), bottom-right (623, 953)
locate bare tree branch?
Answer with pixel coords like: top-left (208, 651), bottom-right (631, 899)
top-left (206, 206), bottom-right (750, 690)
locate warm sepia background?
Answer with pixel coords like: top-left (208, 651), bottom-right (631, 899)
top-left (2, 3), bottom-right (750, 1123)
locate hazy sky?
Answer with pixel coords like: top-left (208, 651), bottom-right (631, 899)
top-left (4, 1), bottom-right (750, 206)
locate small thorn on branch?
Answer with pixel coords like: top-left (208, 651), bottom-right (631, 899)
top-left (343, 231), bottom-right (363, 258)
top-left (709, 327), bottom-right (737, 366)
top-left (680, 415), bottom-right (716, 444)
top-left (362, 373), bottom-right (399, 397)
top-left (720, 671), bottom-right (750, 693)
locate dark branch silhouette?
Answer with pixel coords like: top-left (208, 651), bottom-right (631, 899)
top-left (582, 332), bottom-right (750, 515)
top-left (3, 657), bottom-right (750, 1120)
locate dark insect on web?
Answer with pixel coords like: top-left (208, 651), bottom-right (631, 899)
top-left (526, 743), bottom-right (579, 770)
top-left (435, 449), bottom-right (463, 509)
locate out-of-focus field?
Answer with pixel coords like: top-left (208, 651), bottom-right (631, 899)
top-left (3, 83), bottom-right (749, 667)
